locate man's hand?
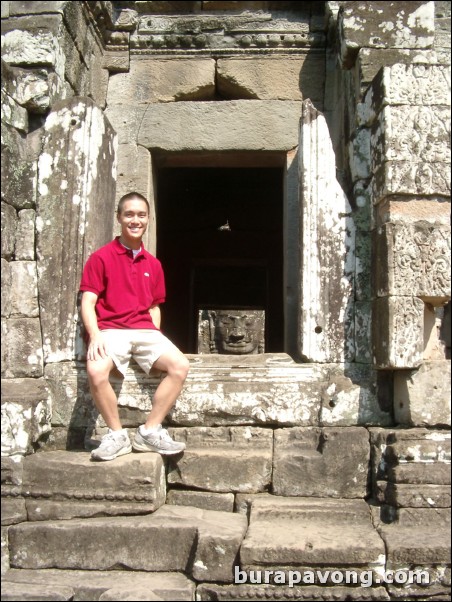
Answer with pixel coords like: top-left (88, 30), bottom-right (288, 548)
top-left (87, 333), bottom-right (109, 361)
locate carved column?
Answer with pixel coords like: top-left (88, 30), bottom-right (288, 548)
top-left (298, 99), bottom-right (356, 362)
top-left (36, 97), bottom-right (118, 363)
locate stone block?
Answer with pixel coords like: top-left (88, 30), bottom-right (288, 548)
top-left (167, 426), bottom-right (273, 493)
top-left (0, 88), bottom-right (28, 132)
top-left (9, 261), bottom-right (39, 317)
top-left (9, 515), bottom-right (197, 572)
top-left (374, 198), bottom-right (451, 229)
top-left (377, 482), bottom-right (451, 508)
top-left (372, 296), bottom-right (424, 369)
top-left (107, 58), bottom-right (215, 105)
top-left (372, 160), bottom-right (450, 203)
top-left (1, 498), bottom-right (27, 526)
top-left (377, 507), bottom-right (451, 567)
top-left (156, 505), bottom-right (248, 582)
top-left (387, 462), bottom-right (451, 485)
top-left (1, 260), bottom-right (12, 317)
top-left (0, 125), bottom-right (36, 209)
top-left (373, 223), bottom-right (451, 301)
top-left (272, 427), bottom-right (370, 498)
top-left (1, 378), bottom-right (50, 455)
top-left (354, 301), bottom-right (372, 363)
top-left (357, 47), bottom-right (440, 91)
top-left (371, 105), bottom-right (450, 172)
top-left (2, 317), bottom-right (44, 378)
top-left (197, 584), bottom-right (390, 600)
top-left (363, 64), bottom-right (451, 124)
top-left (319, 364), bottom-right (392, 426)
top-left (241, 497), bottom-right (385, 569)
top-left (339, 2), bottom-right (434, 68)
top-left (171, 354), bottom-right (324, 427)
top-left (394, 361), bottom-right (451, 426)
top-left (216, 55), bottom-right (325, 105)
top-left (166, 490), bottom-right (234, 513)
top-left (1, 582), bottom-right (74, 601)
top-left (21, 451), bottom-right (166, 520)
top-left (117, 100), bottom-right (302, 152)
top-left (15, 210), bottom-right (35, 260)
top-left (1, 203), bottom-right (17, 260)
top-left (8, 505), bottom-right (247, 582)
top-left (3, 569), bottom-right (195, 601)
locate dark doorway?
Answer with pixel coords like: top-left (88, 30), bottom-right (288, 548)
top-left (156, 165), bottom-right (284, 353)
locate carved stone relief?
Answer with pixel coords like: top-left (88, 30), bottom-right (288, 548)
top-left (198, 309), bottom-right (265, 354)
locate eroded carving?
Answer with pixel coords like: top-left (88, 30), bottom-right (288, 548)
top-left (198, 309), bottom-right (265, 354)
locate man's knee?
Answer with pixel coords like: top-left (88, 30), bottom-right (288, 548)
top-left (174, 354), bottom-right (190, 381)
top-left (86, 360), bottom-right (111, 386)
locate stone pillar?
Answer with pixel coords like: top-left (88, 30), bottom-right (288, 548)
top-left (298, 100), bottom-right (356, 363)
top-left (36, 97), bottom-right (118, 363)
top-left (364, 64), bottom-right (451, 371)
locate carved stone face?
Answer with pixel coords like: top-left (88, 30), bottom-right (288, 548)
top-left (213, 310), bottom-right (263, 354)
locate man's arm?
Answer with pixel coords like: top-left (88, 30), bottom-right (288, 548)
top-left (80, 291), bottom-right (108, 360)
top-left (149, 304), bottom-right (161, 329)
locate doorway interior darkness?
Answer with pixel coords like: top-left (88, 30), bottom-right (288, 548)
top-left (156, 161), bottom-right (284, 354)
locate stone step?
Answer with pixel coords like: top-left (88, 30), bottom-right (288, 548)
top-left (240, 497), bottom-right (386, 570)
top-left (2, 451), bottom-right (166, 522)
top-left (2, 568), bottom-right (194, 601)
top-left (7, 505), bottom-right (248, 582)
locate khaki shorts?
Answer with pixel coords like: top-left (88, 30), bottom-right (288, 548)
top-left (100, 329), bottom-right (179, 376)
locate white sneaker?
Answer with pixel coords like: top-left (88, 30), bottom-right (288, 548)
top-left (132, 425), bottom-right (186, 455)
top-left (90, 429), bottom-right (132, 461)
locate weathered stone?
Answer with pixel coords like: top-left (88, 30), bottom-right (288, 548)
top-left (387, 462), bottom-right (451, 485)
top-left (36, 98), bottom-right (117, 363)
top-left (107, 59), bottom-right (215, 105)
top-left (1, 378), bottom-right (50, 455)
top-left (372, 296), bottom-right (424, 369)
top-left (21, 451), bottom-right (166, 520)
top-left (99, 588), bottom-right (163, 601)
top-left (377, 507), bottom-right (451, 566)
top-left (156, 505), bottom-right (248, 582)
top-left (241, 497), bottom-right (385, 568)
top-left (273, 427), bottom-right (370, 498)
top-left (9, 261), bottom-right (39, 318)
top-left (15, 209), bottom-right (35, 261)
top-left (371, 105), bottom-right (450, 171)
top-left (0, 582), bottom-right (74, 601)
top-left (372, 159), bottom-right (451, 203)
top-left (8, 505), bottom-right (247, 582)
top-left (1, 498), bottom-right (27, 526)
top-left (349, 127), bottom-right (371, 182)
top-left (1, 138), bottom-right (37, 210)
top-left (355, 301), bottom-right (372, 363)
top-left (3, 569), bottom-right (195, 601)
top-left (166, 489), bottom-right (235, 513)
top-left (320, 364), bottom-right (392, 426)
top-left (1, 259), bottom-right (12, 317)
top-left (171, 354), bottom-right (325, 427)
top-left (0, 88), bottom-right (28, 132)
top-left (106, 100), bottom-right (302, 150)
top-left (339, 2), bottom-right (434, 68)
top-left (1, 203), bottom-right (17, 260)
top-left (1, 455), bottom-right (24, 492)
top-left (2, 317), bottom-right (44, 378)
top-left (375, 198), bottom-right (451, 228)
top-left (216, 55), bottom-right (325, 105)
top-left (9, 515), bottom-right (197, 571)
top-left (167, 427), bottom-right (273, 493)
top-left (363, 64), bottom-right (451, 125)
top-left (373, 223), bottom-right (451, 301)
top-left (298, 100), bottom-right (355, 363)
top-left (197, 584), bottom-right (390, 601)
top-left (357, 47), bottom-right (441, 90)
top-left (394, 361), bottom-right (451, 426)
top-left (377, 482), bottom-right (451, 508)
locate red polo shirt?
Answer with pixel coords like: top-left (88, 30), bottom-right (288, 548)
top-left (79, 237), bottom-right (166, 330)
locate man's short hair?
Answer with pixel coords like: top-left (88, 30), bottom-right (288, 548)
top-left (117, 192), bottom-right (150, 215)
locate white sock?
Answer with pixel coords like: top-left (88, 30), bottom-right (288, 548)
top-left (110, 428), bottom-right (127, 438)
top-left (140, 424), bottom-right (160, 436)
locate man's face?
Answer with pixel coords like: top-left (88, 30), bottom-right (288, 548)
top-left (117, 198), bottom-right (149, 244)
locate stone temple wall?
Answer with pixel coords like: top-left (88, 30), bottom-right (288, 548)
top-left (1, 0), bottom-right (451, 573)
